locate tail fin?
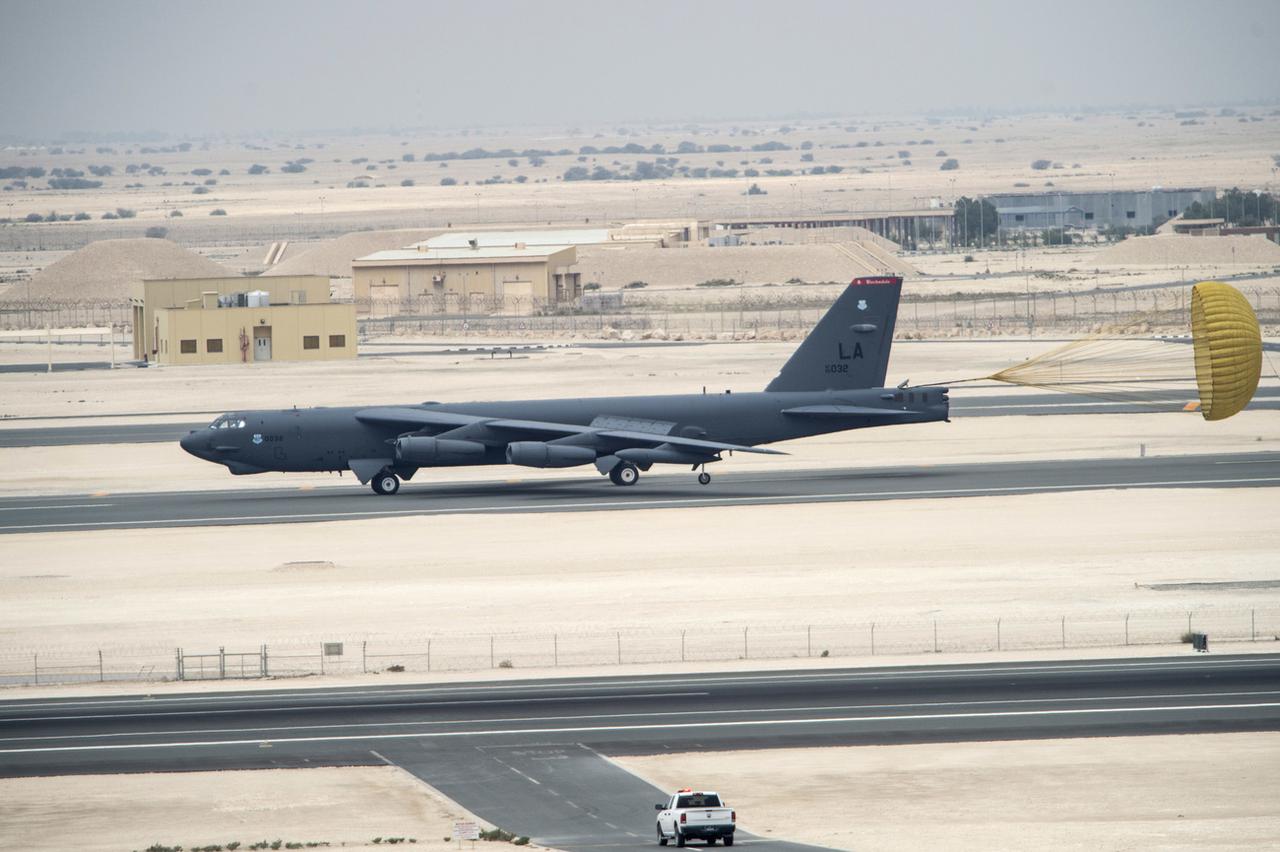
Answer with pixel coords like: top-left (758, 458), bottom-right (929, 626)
top-left (765, 275), bottom-right (902, 392)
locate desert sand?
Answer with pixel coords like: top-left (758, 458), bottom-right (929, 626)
top-left (615, 733), bottom-right (1280, 851)
top-left (0, 765), bottom-right (518, 852)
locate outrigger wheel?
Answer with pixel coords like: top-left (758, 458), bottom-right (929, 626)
top-left (371, 470), bottom-right (401, 495)
top-left (609, 461), bottom-right (640, 486)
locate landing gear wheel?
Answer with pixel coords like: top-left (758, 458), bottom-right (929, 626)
top-left (371, 471), bottom-right (400, 495)
top-left (609, 462), bottom-right (640, 486)
top-left (697, 471), bottom-right (711, 485)
top-left (675, 830), bottom-right (686, 848)
top-left (658, 826), bottom-right (668, 846)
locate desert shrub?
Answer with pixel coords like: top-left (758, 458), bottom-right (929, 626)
top-left (73, 211), bottom-right (91, 220)
top-left (402, 153), bottom-right (415, 162)
top-left (800, 153), bottom-right (814, 162)
top-left (210, 208), bottom-right (227, 215)
top-left (101, 211), bottom-right (118, 219)
top-left (281, 162), bottom-right (306, 173)
top-left (204, 178), bottom-right (217, 185)
top-left (497, 659), bottom-right (513, 669)
top-left (49, 177), bottom-right (103, 189)
top-left (169, 209), bottom-right (183, 217)
top-left (248, 164), bottom-right (268, 175)
top-left (385, 664), bottom-right (404, 672)
top-left (117, 207), bottom-right (136, 218)
top-left (219, 168), bottom-right (230, 175)
top-left (940, 159), bottom-right (959, 171)
top-left (400, 179), bottom-right (415, 187)
top-left (697, 278), bottom-right (740, 288)
top-left (747, 182), bottom-right (766, 195)
top-left (192, 185), bottom-right (209, 194)
top-left (439, 177), bottom-right (457, 186)
top-left (624, 280), bottom-right (648, 289)
top-left (935, 149), bottom-right (947, 157)
top-left (145, 225), bottom-right (168, 238)
top-left (191, 168), bottom-right (212, 176)
top-left (24, 212), bottom-right (42, 222)
top-left (583, 282), bottom-right (600, 291)
top-left (1031, 159), bottom-right (1051, 170)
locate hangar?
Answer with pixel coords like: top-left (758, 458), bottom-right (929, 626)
top-left (352, 243), bottom-right (581, 315)
top-left (130, 275), bottom-right (356, 365)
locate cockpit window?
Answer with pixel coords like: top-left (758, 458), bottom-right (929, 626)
top-left (210, 416), bottom-right (246, 429)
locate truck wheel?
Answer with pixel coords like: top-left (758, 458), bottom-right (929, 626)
top-left (675, 829), bottom-right (685, 848)
top-left (706, 839), bottom-right (716, 846)
top-left (657, 826), bottom-right (668, 846)
top-left (723, 837), bottom-right (733, 847)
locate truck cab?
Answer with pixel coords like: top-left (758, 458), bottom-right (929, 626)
top-left (655, 789), bottom-right (735, 847)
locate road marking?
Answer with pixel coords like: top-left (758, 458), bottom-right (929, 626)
top-left (0, 691), bottom-right (711, 724)
top-left (7, 690), bottom-right (1277, 744)
top-left (4, 657), bottom-right (1273, 712)
top-left (369, 749), bottom-right (394, 765)
top-left (5, 701), bottom-right (1279, 754)
top-left (3, 476), bottom-right (1278, 531)
top-left (0, 503), bottom-right (113, 512)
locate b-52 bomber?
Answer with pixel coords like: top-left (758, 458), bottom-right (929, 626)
top-left (180, 276), bottom-right (949, 494)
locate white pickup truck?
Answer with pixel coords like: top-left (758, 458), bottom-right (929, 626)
top-left (654, 789), bottom-right (735, 846)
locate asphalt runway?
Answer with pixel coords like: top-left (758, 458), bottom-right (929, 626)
top-left (3, 388), bottom-right (1278, 448)
top-left (2, 451), bottom-right (1277, 535)
top-left (2, 656), bottom-right (1277, 850)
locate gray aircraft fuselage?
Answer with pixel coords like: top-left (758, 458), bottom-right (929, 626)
top-left (180, 387), bottom-right (949, 476)
top-left (179, 276), bottom-right (949, 492)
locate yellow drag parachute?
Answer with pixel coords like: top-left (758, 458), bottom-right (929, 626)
top-left (1190, 281), bottom-right (1262, 420)
top-left (979, 281), bottom-right (1262, 421)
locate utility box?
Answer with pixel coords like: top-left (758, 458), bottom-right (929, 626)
top-left (1190, 632), bottom-right (1209, 652)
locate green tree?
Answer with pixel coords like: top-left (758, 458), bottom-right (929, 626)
top-left (953, 196), bottom-right (998, 246)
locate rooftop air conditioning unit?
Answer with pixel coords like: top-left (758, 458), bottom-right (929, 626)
top-left (468, 238), bottom-right (479, 249)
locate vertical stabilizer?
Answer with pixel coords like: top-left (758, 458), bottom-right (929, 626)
top-left (765, 275), bottom-right (902, 392)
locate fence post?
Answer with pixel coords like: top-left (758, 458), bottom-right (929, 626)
top-left (1061, 617), bottom-right (1066, 649)
top-left (319, 643), bottom-right (325, 676)
top-left (362, 641), bottom-right (367, 674)
top-left (1187, 611), bottom-right (1192, 636)
top-left (554, 634), bottom-right (558, 667)
top-left (681, 630), bottom-right (686, 663)
top-left (1251, 609), bottom-right (1256, 642)
top-left (490, 635), bottom-right (495, 669)
top-left (933, 620), bottom-right (938, 653)
top-left (617, 632), bottom-right (622, 665)
top-left (98, 649), bottom-right (104, 683)
top-left (807, 625), bottom-right (812, 658)
top-left (870, 623), bottom-right (876, 656)
top-left (743, 627), bottom-right (749, 660)
top-left (219, 646), bottom-right (226, 679)
top-left (1125, 613), bottom-right (1130, 646)
top-left (996, 619), bottom-right (1001, 652)
top-left (176, 648), bottom-right (183, 681)
top-left (33, 653), bottom-right (38, 685)
top-left (262, 645), bottom-right (268, 678)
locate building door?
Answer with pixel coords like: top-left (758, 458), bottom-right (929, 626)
top-left (253, 326), bottom-right (272, 361)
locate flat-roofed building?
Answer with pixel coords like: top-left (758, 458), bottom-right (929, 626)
top-left (130, 275), bottom-right (355, 365)
top-left (352, 244), bottom-right (580, 315)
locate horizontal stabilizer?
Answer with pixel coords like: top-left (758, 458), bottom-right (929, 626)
top-left (782, 405), bottom-right (913, 417)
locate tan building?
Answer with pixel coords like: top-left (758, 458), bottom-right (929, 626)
top-left (351, 245), bottom-right (580, 315)
top-left (130, 275), bottom-right (356, 365)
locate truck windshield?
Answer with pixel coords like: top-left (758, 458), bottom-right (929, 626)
top-left (677, 794), bottom-right (721, 808)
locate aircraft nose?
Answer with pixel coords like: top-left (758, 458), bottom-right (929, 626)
top-left (180, 430), bottom-right (207, 458)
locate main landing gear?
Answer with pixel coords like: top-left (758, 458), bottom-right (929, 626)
top-left (370, 470), bottom-right (400, 495)
top-left (609, 461), bottom-right (640, 486)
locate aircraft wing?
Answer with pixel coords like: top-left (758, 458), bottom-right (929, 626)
top-left (485, 420), bottom-right (785, 455)
top-left (354, 407), bottom-right (485, 428)
top-left (782, 405), bottom-right (915, 417)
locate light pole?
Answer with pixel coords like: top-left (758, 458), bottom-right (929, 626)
top-left (632, 186), bottom-right (639, 221)
top-left (474, 192), bottom-right (481, 224)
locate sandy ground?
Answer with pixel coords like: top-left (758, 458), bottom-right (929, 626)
top-left (615, 733), bottom-right (1280, 851)
top-left (2, 112), bottom-right (1277, 238)
top-left (0, 765), bottom-right (526, 852)
top-left (2, 487), bottom-right (1277, 657)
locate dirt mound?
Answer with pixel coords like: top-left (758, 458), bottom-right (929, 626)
top-left (1095, 234), bottom-right (1280, 266)
top-left (263, 228), bottom-right (441, 278)
top-left (0, 238), bottom-right (229, 303)
top-left (577, 242), bottom-right (916, 288)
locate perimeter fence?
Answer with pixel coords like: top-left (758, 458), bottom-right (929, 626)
top-left (3, 607), bottom-right (1276, 688)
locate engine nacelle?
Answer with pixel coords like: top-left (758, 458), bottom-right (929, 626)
top-left (395, 436), bottom-right (486, 465)
top-left (505, 441), bottom-right (597, 469)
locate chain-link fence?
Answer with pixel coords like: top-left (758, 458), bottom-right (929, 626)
top-left (3, 607), bottom-right (1275, 687)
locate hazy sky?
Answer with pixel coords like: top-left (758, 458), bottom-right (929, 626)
top-left (3, 0), bottom-right (1278, 139)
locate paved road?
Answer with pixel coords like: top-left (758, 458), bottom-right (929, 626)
top-left (2, 656), bottom-right (1277, 850)
top-left (2, 451), bottom-right (1277, 534)
top-left (4, 388), bottom-right (1277, 447)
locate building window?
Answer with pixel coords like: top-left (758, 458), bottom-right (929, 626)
top-left (1014, 214), bottom-right (1025, 222)
top-left (179, 339), bottom-right (197, 354)
top-left (1126, 211), bottom-right (1136, 219)
top-left (206, 338), bottom-right (223, 353)
top-left (1084, 212), bottom-right (1094, 220)
top-left (328, 334), bottom-right (346, 348)
top-left (303, 335), bottom-right (320, 350)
